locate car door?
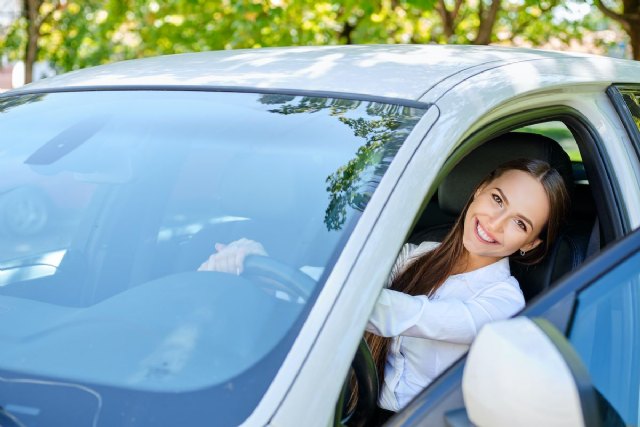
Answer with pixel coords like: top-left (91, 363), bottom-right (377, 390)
top-left (566, 228), bottom-right (639, 426)
top-left (387, 226), bottom-right (640, 427)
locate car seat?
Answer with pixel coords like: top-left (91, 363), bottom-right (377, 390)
top-left (410, 132), bottom-right (586, 302)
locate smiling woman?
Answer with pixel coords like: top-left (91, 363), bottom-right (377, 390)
top-left (363, 158), bottom-right (570, 414)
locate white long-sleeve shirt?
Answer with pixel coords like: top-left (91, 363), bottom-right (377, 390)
top-left (366, 242), bottom-right (525, 411)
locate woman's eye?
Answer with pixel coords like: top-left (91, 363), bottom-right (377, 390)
top-left (492, 194), bottom-right (503, 206)
top-left (516, 220), bottom-right (527, 231)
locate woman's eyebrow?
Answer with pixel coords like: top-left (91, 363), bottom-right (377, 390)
top-left (494, 187), bottom-right (534, 229)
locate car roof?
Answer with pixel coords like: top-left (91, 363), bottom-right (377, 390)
top-left (9, 44), bottom-right (640, 103)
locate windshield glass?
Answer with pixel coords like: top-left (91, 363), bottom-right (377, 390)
top-left (0, 90), bottom-right (427, 425)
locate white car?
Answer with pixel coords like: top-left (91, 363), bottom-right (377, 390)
top-left (0, 45), bottom-right (638, 427)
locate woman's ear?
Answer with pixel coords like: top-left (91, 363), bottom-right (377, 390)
top-left (520, 238), bottom-right (543, 253)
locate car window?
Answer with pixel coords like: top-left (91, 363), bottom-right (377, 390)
top-left (0, 90), bottom-right (428, 425)
top-left (568, 251), bottom-right (640, 426)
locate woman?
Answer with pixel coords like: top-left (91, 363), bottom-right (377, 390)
top-left (363, 158), bottom-right (569, 416)
top-left (199, 158), bottom-right (570, 414)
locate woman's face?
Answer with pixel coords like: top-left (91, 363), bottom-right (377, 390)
top-left (462, 170), bottom-right (550, 266)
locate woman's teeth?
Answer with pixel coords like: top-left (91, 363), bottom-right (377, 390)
top-left (477, 222), bottom-right (496, 243)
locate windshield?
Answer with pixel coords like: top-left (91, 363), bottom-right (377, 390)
top-left (0, 90), bottom-right (427, 425)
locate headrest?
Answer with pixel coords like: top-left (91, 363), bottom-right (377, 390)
top-left (438, 132), bottom-right (573, 215)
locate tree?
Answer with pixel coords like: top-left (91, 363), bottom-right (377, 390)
top-left (593, 0), bottom-right (640, 59)
top-left (0, 0), bottom-right (633, 78)
top-left (22, 0), bottom-right (61, 83)
top-left (434, 0), bottom-right (502, 44)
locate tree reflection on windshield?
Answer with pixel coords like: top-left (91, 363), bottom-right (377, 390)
top-left (259, 95), bottom-right (425, 230)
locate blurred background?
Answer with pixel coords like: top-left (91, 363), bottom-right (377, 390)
top-left (0, 0), bottom-right (637, 91)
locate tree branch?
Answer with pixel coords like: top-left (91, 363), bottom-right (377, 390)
top-left (594, 0), bottom-right (625, 22)
top-left (452, 0), bottom-right (464, 21)
top-left (36, 0), bottom-right (60, 28)
top-left (475, 0), bottom-right (501, 44)
top-left (436, 0), bottom-right (455, 38)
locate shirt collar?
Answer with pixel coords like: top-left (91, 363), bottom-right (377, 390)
top-left (452, 256), bottom-right (512, 284)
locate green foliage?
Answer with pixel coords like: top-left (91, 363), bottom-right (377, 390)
top-left (620, 91), bottom-right (640, 133)
top-left (0, 17), bottom-right (27, 62)
top-left (0, 94), bottom-right (46, 113)
top-left (0, 0), bottom-right (631, 73)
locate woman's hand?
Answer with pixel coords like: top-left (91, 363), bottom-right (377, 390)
top-left (197, 238), bottom-right (268, 275)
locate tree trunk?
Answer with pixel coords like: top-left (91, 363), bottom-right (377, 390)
top-left (631, 20), bottom-right (640, 60)
top-left (436, 0), bottom-right (464, 40)
top-left (594, 0), bottom-right (640, 60)
top-left (436, 0), bottom-right (455, 38)
top-left (474, 0), bottom-right (501, 45)
top-left (24, 0), bottom-right (40, 84)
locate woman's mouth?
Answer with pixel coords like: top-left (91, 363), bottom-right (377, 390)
top-left (475, 219), bottom-right (497, 244)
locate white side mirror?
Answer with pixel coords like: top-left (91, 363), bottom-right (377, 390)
top-left (462, 317), bottom-right (593, 427)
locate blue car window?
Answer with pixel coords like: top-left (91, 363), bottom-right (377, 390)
top-left (568, 251), bottom-right (640, 426)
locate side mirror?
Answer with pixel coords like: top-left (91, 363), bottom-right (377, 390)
top-left (462, 317), bottom-right (618, 427)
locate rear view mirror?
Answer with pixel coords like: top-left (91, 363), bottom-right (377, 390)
top-left (25, 115), bottom-right (133, 184)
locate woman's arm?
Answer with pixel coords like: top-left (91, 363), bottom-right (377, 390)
top-left (365, 283), bottom-right (525, 344)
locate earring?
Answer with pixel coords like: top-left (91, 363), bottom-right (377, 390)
top-left (520, 249), bottom-right (526, 256)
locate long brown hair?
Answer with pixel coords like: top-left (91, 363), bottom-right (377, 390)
top-left (365, 158), bottom-right (570, 388)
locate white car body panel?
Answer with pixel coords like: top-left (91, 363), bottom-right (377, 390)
top-left (16, 45), bottom-right (635, 104)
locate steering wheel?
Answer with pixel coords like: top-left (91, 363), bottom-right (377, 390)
top-left (243, 257), bottom-right (378, 425)
top-left (335, 338), bottom-right (379, 427)
top-left (242, 255), bottom-right (316, 300)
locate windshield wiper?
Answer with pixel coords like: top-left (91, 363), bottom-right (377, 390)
top-left (0, 262), bottom-right (59, 272)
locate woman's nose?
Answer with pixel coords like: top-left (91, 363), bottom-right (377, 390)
top-left (487, 211), bottom-right (507, 231)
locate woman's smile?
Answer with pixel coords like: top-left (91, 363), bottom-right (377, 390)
top-left (474, 219), bottom-right (498, 244)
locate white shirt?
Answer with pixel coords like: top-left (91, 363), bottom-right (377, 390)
top-left (366, 242), bottom-right (525, 411)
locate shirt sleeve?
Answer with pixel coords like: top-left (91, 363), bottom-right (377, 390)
top-left (365, 283), bottom-right (525, 344)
